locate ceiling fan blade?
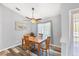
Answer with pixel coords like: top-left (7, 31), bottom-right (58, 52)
top-left (36, 18), bottom-right (42, 20)
top-left (25, 16), bottom-right (32, 20)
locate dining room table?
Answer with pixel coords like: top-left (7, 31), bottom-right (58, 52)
top-left (29, 36), bottom-right (47, 56)
top-left (24, 35), bottom-right (47, 56)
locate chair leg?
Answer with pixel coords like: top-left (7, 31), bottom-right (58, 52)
top-left (47, 50), bottom-right (49, 56)
top-left (29, 51), bottom-right (32, 56)
top-left (27, 50), bottom-right (31, 56)
top-left (34, 48), bottom-right (36, 54)
top-left (46, 50), bottom-right (47, 56)
top-left (42, 49), bottom-right (44, 56)
top-left (48, 49), bottom-right (50, 56)
top-left (22, 45), bottom-right (24, 49)
top-left (22, 45), bottom-right (26, 49)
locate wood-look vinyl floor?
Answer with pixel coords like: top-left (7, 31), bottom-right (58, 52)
top-left (0, 45), bottom-right (33, 56)
top-left (0, 45), bottom-right (61, 56)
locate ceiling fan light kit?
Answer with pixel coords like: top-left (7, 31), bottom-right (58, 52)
top-left (25, 7), bottom-right (41, 24)
top-left (31, 19), bottom-right (37, 24)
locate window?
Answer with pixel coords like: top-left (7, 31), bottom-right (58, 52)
top-left (38, 22), bottom-right (51, 40)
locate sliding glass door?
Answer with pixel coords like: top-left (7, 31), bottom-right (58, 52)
top-left (38, 22), bottom-right (51, 40)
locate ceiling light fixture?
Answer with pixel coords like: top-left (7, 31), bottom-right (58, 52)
top-left (25, 7), bottom-right (42, 24)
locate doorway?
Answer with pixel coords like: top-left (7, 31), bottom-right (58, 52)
top-left (69, 8), bottom-right (79, 56)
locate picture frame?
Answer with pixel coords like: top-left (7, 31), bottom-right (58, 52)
top-left (15, 21), bottom-right (27, 31)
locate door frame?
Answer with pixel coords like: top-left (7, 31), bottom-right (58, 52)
top-left (69, 8), bottom-right (79, 55)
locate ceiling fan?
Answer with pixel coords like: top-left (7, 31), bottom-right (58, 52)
top-left (25, 8), bottom-right (42, 24)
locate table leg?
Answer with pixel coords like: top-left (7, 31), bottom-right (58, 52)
top-left (38, 43), bottom-right (41, 56)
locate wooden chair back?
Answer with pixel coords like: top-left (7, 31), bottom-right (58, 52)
top-left (45, 36), bottom-right (51, 49)
top-left (30, 32), bottom-right (35, 37)
top-left (24, 36), bottom-right (30, 48)
top-left (29, 36), bottom-right (36, 45)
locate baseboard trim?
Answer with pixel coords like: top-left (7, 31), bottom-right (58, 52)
top-left (50, 44), bottom-right (61, 54)
top-left (0, 42), bottom-right (21, 52)
top-left (50, 44), bottom-right (61, 48)
top-left (50, 49), bottom-right (61, 54)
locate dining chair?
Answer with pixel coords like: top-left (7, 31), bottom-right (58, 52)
top-left (22, 37), bottom-right (26, 49)
top-left (30, 32), bottom-right (35, 37)
top-left (29, 36), bottom-right (38, 53)
top-left (41, 36), bottom-right (51, 56)
top-left (22, 35), bottom-right (32, 55)
top-left (38, 33), bottom-right (43, 39)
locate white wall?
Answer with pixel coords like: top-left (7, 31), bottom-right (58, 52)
top-left (61, 3), bottom-right (79, 56)
top-left (0, 4), bottom-right (32, 51)
top-left (31, 24), bottom-right (37, 36)
top-left (0, 5), bottom-right (2, 49)
top-left (52, 15), bottom-right (61, 46)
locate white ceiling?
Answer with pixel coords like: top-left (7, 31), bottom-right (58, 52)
top-left (2, 3), bottom-right (61, 18)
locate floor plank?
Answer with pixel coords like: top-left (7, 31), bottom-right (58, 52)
top-left (8, 49), bottom-right (21, 56)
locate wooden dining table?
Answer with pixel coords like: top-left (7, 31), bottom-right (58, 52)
top-left (24, 35), bottom-right (46, 56)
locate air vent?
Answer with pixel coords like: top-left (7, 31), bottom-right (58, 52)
top-left (16, 7), bottom-right (20, 11)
